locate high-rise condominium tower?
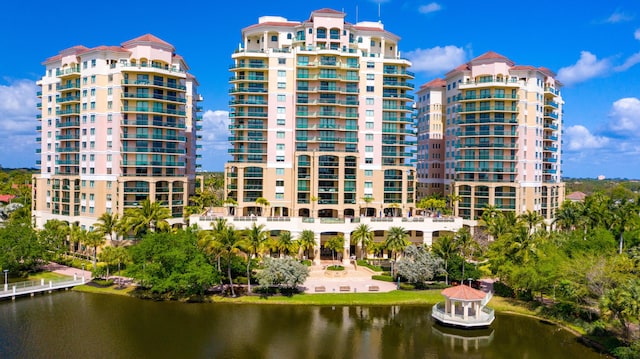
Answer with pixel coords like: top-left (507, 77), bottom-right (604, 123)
top-left (226, 8), bottom-right (415, 218)
top-left (416, 52), bottom-right (564, 221)
top-left (33, 34), bottom-right (202, 229)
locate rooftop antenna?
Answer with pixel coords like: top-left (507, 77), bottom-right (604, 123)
top-left (378, 0), bottom-right (381, 20)
top-left (356, 5), bottom-right (358, 23)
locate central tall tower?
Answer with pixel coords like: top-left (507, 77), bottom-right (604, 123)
top-left (226, 9), bottom-right (415, 218)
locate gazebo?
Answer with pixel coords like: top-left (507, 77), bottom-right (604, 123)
top-left (431, 284), bottom-right (494, 328)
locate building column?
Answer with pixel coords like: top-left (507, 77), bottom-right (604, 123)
top-left (313, 232), bottom-right (321, 265)
top-left (342, 232), bottom-right (351, 265)
top-left (423, 231), bottom-right (433, 246)
top-left (463, 302), bottom-right (468, 320)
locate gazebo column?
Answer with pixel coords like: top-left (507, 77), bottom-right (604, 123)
top-left (463, 302), bottom-right (469, 320)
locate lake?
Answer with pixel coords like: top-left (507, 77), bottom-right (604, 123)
top-left (0, 292), bottom-right (606, 358)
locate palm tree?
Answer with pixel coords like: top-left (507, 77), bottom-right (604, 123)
top-left (361, 196), bottom-right (374, 217)
top-left (351, 224), bottom-right (373, 260)
top-left (385, 226), bottom-right (410, 260)
top-left (432, 234), bottom-right (459, 285)
top-left (242, 223), bottom-right (267, 293)
top-left (297, 229), bottom-right (316, 260)
top-left (454, 227), bottom-right (478, 280)
top-left (610, 199), bottom-right (639, 254)
top-left (83, 230), bottom-right (106, 270)
top-left (447, 193), bottom-right (461, 215)
top-left (216, 224), bottom-right (244, 297)
top-left (224, 197), bottom-right (238, 216)
top-left (519, 210), bottom-right (544, 234)
top-left (121, 199), bottom-right (171, 238)
top-left (69, 223), bottom-right (82, 257)
top-left (95, 212), bottom-right (119, 242)
top-left (276, 231), bottom-right (296, 257)
top-left (326, 234), bottom-right (345, 265)
top-left (255, 197), bottom-right (269, 217)
top-left (310, 196), bottom-right (318, 218)
top-left (553, 200), bottom-right (582, 232)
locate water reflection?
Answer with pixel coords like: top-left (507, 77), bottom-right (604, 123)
top-left (0, 293), bottom-right (605, 359)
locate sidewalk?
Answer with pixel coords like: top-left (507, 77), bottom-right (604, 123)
top-left (302, 263), bottom-right (397, 294)
top-left (42, 262), bottom-right (92, 281)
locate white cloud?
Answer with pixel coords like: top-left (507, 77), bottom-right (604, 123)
top-left (557, 51), bottom-right (611, 85)
top-left (200, 110), bottom-right (230, 151)
top-left (606, 97), bottom-right (640, 136)
top-left (614, 52), bottom-right (640, 72)
top-left (0, 79), bottom-right (39, 168)
top-left (635, 28), bottom-right (640, 40)
top-left (603, 10), bottom-right (633, 23)
top-left (405, 46), bottom-right (466, 74)
top-left (418, 2), bottom-right (442, 14)
top-left (564, 125), bottom-right (610, 151)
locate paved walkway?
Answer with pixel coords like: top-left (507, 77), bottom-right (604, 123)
top-left (302, 262), bottom-right (397, 294)
top-left (42, 262), bottom-right (92, 281)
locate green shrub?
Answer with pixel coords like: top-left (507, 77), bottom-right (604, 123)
top-left (234, 276), bottom-right (248, 285)
top-left (326, 265), bottom-right (344, 271)
top-left (493, 281), bottom-right (515, 298)
top-left (399, 283), bottom-right (415, 290)
top-left (372, 275), bottom-right (393, 282)
top-left (301, 259), bottom-right (312, 266)
top-left (92, 279), bottom-right (114, 287)
top-left (357, 260), bottom-right (383, 272)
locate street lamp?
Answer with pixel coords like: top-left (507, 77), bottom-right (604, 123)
top-left (81, 263), bottom-right (85, 281)
top-left (3, 269), bottom-right (8, 291)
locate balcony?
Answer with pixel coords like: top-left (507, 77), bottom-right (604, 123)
top-left (58, 96), bottom-right (80, 104)
top-left (121, 106), bottom-right (186, 116)
top-left (56, 66), bottom-right (80, 77)
top-left (58, 121), bottom-right (80, 128)
top-left (121, 79), bottom-right (187, 91)
top-left (56, 109), bottom-right (80, 116)
top-left (121, 93), bottom-right (186, 103)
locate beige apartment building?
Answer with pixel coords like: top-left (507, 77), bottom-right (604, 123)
top-left (225, 8), bottom-right (416, 218)
top-left (416, 52), bottom-right (564, 221)
top-left (32, 34), bottom-right (202, 229)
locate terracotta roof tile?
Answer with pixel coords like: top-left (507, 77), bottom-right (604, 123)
top-left (566, 191), bottom-right (586, 201)
top-left (0, 194), bottom-right (16, 203)
top-left (122, 34), bottom-right (174, 50)
top-left (441, 285), bottom-right (487, 301)
top-left (472, 51), bottom-right (511, 62)
top-left (244, 21), bottom-right (299, 30)
top-left (313, 8), bottom-right (345, 15)
top-left (420, 78), bottom-right (446, 89)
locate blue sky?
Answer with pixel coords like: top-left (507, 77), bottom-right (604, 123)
top-left (1, 0), bottom-right (639, 179)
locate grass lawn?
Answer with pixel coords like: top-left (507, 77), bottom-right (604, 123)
top-left (211, 289), bottom-right (445, 305)
top-left (26, 272), bottom-right (72, 281)
top-left (74, 283), bottom-right (136, 296)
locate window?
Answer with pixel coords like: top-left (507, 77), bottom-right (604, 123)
top-left (107, 128), bottom-right (112, 135)
top-left (366, 86), bottom-right (374, 92)
top-left (366, 74), bottom-right (374, 80)
top-left (91, 75), bottom-right (96, 83)
top-left (277, 107), bottom-right (286, 114)
top-left (90, 115), bottom-right (95, 123)
top-left (91, 59), bottom-right (96, 67)
top-left (365, 146), bottom-right (373, 152)
top-left (366, 122), bottom-right (374, 129)
top-left (276, 156), bottom-right (284, 162)
top-left (276, 168), bottom-right (284, 175)
top-left (366, 98), bottom-right (374, 105)
top-left (277, 119), bottom-right (285, 126)
top-left (107, 88), bottom-right (112, 95)
top-left (277, 94), bottom-right (285, 102)
top-left (278, 70), bottom-right (286, 77)
top-left (366, 134), bottom-right (373, 141)
top-left (366, 110), bottom-right (374, 117)
top-left (89, 181), bottom-right (95, 188)
top-left (367, 62), bottom-right (374, 68)
top-left (278, 82), bottom-right (286, 89)
top-left (271, 35), bottom-right (278, 42)
top-left (365, 170), bottom-right (373, 176)
top-left (365, 158), bottom-right (373, 164)
top-left (364, 182), bottom-right (373, 188)
top-left (276, 144), bottom-right (285, 151)
top-left (107, 141), bottom-right (112, 148)
top-left (276, 131), bottom-right (285, 139)
top-left (278, 58), bottom-right (286, 65)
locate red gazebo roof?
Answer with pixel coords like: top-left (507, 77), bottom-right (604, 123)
top-left (441, 285), bottom-right (486, 301)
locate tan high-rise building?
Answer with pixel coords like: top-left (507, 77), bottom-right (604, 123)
top-left (32, 34), bottom-right (202, 229)
top-left (416, 52), bottom-right (564, 221)
top-left (225, 9), bottom-right (415, 218)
